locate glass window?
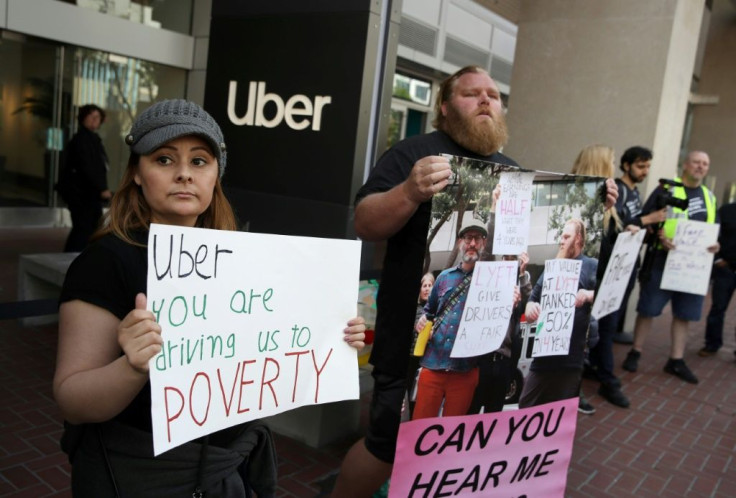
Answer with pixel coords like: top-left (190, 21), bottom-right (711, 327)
top-left (392, 73), bottom-right (432, 106)
top-left (549, 181), bottom-right (567, 206)
top-left (0, 34), bottom-right (59, 206)
top-left (533, 183), bottom-right (551, 207)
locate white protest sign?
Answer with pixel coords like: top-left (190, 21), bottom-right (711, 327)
top-left (147, 224), bottom-right (362, 455)
top-left (493, 171), bottom-right (536, 255)
top-left (451, 260), bottom-right (518, 358)
top-left (532, 259), bottom-right (581, 357)
top-left (592, 230), bottom-right (646, 319)
top-left (661, 219), bottom-right (719, 296)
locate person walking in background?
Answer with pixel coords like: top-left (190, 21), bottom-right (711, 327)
top-left (622, 151), bottom-right (719, 384)
top-left (700, 201), bottom-right (736, 359)
top-left (58, 104), bottom-right (112, 252)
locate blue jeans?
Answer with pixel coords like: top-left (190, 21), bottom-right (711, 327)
top-left (704, 265), bottom-right (736, 350)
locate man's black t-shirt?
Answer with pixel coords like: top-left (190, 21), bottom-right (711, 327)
top-left (356, 130), bottom-right (518, 377)
top-left (614, 178), bottom-right (643, 227)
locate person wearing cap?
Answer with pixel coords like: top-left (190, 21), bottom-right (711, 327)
top-left (520, 218), bottom-right (598, 407)
top-left (411, 220), bottom-right (499, 419)
top-left (52, 99), bottom-right (366, 497)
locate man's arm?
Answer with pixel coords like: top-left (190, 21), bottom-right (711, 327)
top-left (354, 156), bottom-right (451, 241)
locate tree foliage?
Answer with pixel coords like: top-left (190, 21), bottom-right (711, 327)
top-left (548, 177), bottom-right (604, 257)
top-left (423, 156), bottom-right (510, 272)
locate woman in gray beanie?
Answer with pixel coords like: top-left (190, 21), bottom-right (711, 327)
top-left (52, 100), bottom-right (366, 497)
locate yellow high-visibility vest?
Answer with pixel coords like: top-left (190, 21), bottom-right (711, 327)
top-left (662, 176), bottom-right (716, 242)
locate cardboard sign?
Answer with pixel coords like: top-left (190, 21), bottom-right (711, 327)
top-left (451, 261), bottom-right (518, 358)
top-left (389, 398), bottom-right (578, 497)
top-left (661, 220), bottom-right (719, 296)
top-left (493, 171), bottom-right (536, 255)
top-left (532, 259), bottom-right (581, 357)
top-left (592, 230), bottom-right (646, 319)
top-left (147, 224), bottom-right (361, 455)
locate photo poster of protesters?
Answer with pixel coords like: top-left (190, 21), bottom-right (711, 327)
top-left (415, 154), bottom-right (606, 412)
top-left (392, 155), bottom-right (607, 498)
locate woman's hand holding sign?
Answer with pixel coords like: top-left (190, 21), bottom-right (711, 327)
top-left (118, 293), bottom-right (163, 375)
top-left (344, 316), bottom-right (367, 350)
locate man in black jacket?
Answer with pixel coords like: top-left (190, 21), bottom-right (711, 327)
top-left (700, 201), bottom-right (736, 357)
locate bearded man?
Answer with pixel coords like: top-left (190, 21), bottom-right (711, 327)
top-left (410, 221), bottom-right (517, 420)
top-left (330, 66), bottom-right (518, 498)
top-left (519, 219), bottom-right (598, 408)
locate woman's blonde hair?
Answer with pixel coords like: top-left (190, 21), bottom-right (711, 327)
top-left (94, 152), bottom-right (237, 245)
top-left (572, 144), bottom-right (621, 231)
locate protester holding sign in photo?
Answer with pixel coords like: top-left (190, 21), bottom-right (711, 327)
top-left (520, 219), bottom-right (598, 407)
top-left (52, 100), bottom-right (366, 498)
top-left (412, 220), bottom-right (522, 419)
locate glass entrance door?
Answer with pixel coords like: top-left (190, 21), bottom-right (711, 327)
top-left (0, 31), bottom-right (69, 208)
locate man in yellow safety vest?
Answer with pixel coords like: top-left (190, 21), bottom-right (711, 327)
top-left (622, 151), bottom-right (719, 385)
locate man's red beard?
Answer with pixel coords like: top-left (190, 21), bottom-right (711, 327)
top-left (443, 106), bottom-right (509, 156)
top-left (556, 244), bottom-right (580, 260)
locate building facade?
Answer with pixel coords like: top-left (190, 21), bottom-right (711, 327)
top-left (0, 0), bottom-right (733, 226)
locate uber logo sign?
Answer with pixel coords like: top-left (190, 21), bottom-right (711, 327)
top-left (204, 1), bottom-right (388, 238)
top-left (227, 81), bottom-right (332, 131)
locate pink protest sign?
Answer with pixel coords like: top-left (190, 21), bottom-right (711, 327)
top-left (389, 398), bottom-right (577, 497)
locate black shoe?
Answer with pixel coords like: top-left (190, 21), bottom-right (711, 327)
top-left (598, 384), bottom-right (630, 408)
top-left (578, 394), bottom-right (596, 415)
top-left (697, 347), bottom-right (718, 357)
top-left (612, 332), bottom-right (634, 344)
top-left (622, 350), bottom-right (640, 372)
top-left (664, 358), bottom-right (699, 384)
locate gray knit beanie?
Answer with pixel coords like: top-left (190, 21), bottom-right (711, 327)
top-left (125, 99), bottom-right (227, 178)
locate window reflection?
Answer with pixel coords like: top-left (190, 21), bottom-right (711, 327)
top-left (0, 34), bottom-right (186, 208)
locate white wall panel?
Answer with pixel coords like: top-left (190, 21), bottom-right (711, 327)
top-left (492, 28), bottom-right (516, 61)
top-left (402, 0), bottom-right (441, 26)
top-left (0, 0), bottom-right (7, 28)
top-left (7, 0), bottom-right (194, 69)
top-left (446, 3), bottom-right (492, 49)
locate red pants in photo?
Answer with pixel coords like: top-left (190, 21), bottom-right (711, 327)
top-left (412, 367), bottom-right (479, 420)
